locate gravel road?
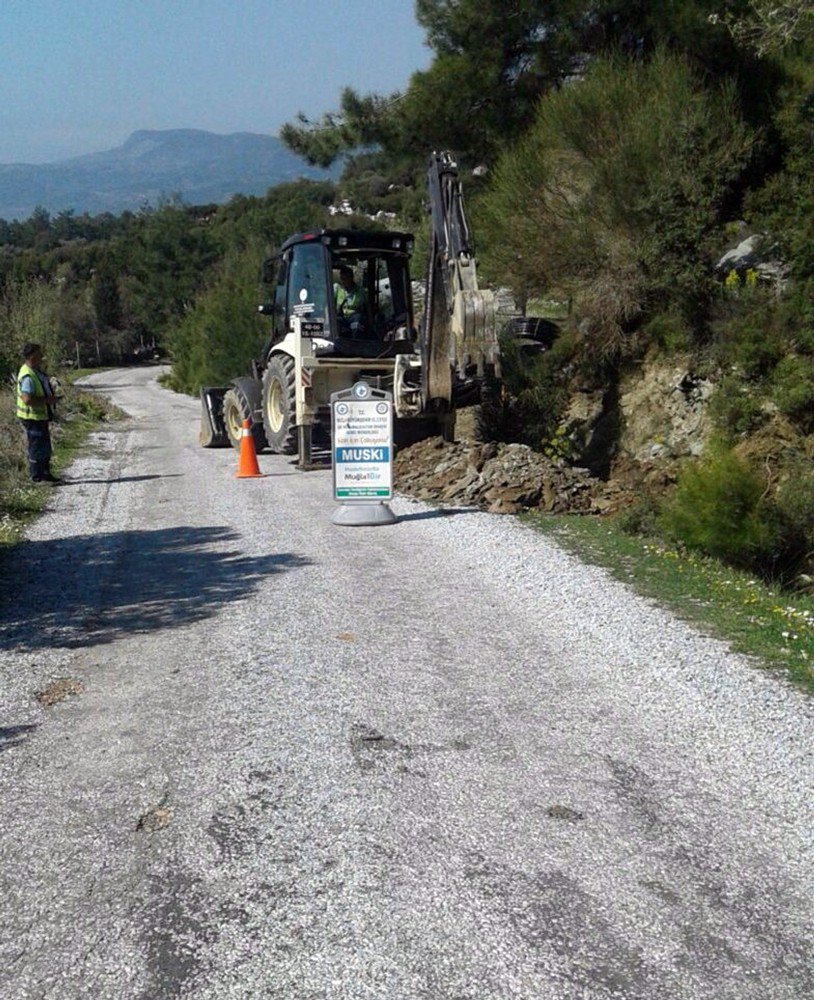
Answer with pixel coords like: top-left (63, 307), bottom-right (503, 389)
top-left (0, 366), bottom-right (812, 1000)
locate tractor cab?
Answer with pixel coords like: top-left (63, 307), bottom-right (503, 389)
top-left (262, 229), bottom-right (416, 359)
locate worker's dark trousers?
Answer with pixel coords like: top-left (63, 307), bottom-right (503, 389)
top-left (19, 419), bottom-right (52, 481)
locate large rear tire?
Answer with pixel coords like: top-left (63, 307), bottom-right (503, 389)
top-left (222, 380), bottom-right (267, 452)
top-left (262, 354), bottom-right (297, 454)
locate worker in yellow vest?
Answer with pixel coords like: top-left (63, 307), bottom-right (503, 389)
top-left (16, 342), bottom-right (59, 484)
top-left (334, 265), bottom-right (367, 336)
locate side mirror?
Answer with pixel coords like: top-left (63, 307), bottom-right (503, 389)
top-left (260, 259), bottom-right (275, 284)
top-left (257, 303), bottom-right (275, 315)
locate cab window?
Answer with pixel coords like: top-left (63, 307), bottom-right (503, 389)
top-left (272, 257), bottom-right (288, 334)
top-left (287, 243), bottom-right (329, 325)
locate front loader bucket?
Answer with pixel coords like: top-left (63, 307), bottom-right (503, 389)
top-left (199, 387), bottom-right (229, 448)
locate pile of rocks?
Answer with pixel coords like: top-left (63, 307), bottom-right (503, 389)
top-left (394, 437), bottom-right (631, 515)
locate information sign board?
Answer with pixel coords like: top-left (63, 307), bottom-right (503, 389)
top-left (332, 383), bottom-right (393, 501)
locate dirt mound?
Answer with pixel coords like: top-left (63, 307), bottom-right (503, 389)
top-left (394, 437), bottom-right (631, 515)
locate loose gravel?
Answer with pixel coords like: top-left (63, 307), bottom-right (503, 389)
top-left (0, 366), bottom-right (811, 1000)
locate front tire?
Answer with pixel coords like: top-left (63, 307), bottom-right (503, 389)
top-left (262, 354), bottom-right (297, 454)
top-left (222, 382), bottom-right (267, 452)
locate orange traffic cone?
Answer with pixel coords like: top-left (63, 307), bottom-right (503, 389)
top-left (235, 419), bottom-right (265, 478)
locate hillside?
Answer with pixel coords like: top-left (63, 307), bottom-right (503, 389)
top-left (0, 129), bottom-right (335, 220)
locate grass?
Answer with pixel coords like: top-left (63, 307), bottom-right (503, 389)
top-left (526, 513), bottom-right (814, 694)
top-left (0, 382), bottom-right (122, 545)
top-left (526, 296), bottom-right (571, 319)
top-left (63, 367), bottom-right (112, 383)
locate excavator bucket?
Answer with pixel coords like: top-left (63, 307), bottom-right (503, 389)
top-left (451, 286), bottom-right (499, 378)
top-left (424, 151), bottom-right (501, 405)
top-left (199, 387), bottom-right (230, 448)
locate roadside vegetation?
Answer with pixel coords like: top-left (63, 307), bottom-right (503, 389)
top-left (529, 513), bottom-right (814, 693)
top-left (0, 379), bottom-right (120, 544)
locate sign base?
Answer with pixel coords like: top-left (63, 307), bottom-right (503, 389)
top-left (331, 502), bottom-right (397, 527)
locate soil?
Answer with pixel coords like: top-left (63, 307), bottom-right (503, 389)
top-left (36, 676), bottom-right (84, 707)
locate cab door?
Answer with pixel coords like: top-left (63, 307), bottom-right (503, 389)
top-left (271, 254), bottom-right (288, 341)
top-left (286, 241), bottom-right (331, 334)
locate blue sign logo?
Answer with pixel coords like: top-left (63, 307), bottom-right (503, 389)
top-left (336, 447), bottom-right (390, 463)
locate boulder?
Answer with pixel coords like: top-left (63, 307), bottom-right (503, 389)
top-left (715, 230), bottom-right (790, 292)
top-left (716, 234), bottom-right (762, 273)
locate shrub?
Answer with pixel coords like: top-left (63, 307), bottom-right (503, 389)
top-left (773, 461), bottom-right (814, 576)
top-left (782, 282), bottom-right (814, 354)
top-left (707, 374), bottom-right (766, 436)
top-left (478, 328), bottom-right (578, 447)
top-left (708, 293), bottom-right (787, 377)
top-left (0, 388), bottom-right (30, 493)
top-left (642, 311), bottom-right (692, 353)
top-left (771, 354), bottom-right (814, 428)
top-left (745, 51), bottom-right (814, 284)
top-left (166, 244), bottom-right (267, 394)
top-left (477, 50), bottom-right (755, 356)
top-left (618, 493), bottom-right (661, 537)
top-left (659, 446), bottom-right (780, 570)
top-left (0, 279), bottom-right (67, 382)
top-left (776, 462), bottom-right (814, 531)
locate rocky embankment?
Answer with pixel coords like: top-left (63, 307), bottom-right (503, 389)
top-left (392, 352), bottom-right (732, 516)
top-left (394, 436), bottom-right (632, 515)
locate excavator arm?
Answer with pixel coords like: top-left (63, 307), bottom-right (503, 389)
top-left (421, 151), bottom-right (500, 413)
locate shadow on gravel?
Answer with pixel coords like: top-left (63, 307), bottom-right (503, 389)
top-left (0, 724), bottom-right (37, 752)
top-left (0, 526), bottom-right (310, 650)
top-left (397, 507), bottom-right (480, 522)
top-left (79, 382), bottom-right (139, 390)
top-left (63, 474), bottom-right (183, 485)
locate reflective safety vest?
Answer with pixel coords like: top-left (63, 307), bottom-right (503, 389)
top-left (16, 363), bottom-right (49, 421)
top-left (335, 283), bottom-right (365, 316)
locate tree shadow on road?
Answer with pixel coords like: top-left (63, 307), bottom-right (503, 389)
top-left (62, 474), bottom-right (183, 485)
top-left (396, 507), bottom-right (481, 522)
top-left (0, 526), bottom-right (310, 651)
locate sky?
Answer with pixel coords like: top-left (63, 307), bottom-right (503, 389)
top-left (0, 0), bottom-right (431, 164)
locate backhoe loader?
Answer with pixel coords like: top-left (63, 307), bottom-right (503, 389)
top-left (200, 151), bottom-right (500, 461)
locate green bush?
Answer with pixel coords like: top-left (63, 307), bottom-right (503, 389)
top-left (774, 461), bottom-right (814, 571)
top-left (782, 283), bottom-right (814, 354)
top-left (0, 388), bottom-right (30, 497)
top-left (166, 243), bottom-right (267, 394)
top-left (771, 354), bottom-right (814, 427)
top-left (745, 51), bottom-right (814, 284)
top-left (708, 294), bottom-right (788, 377)
top-left (708, 374), bottom-right (766, 436)
top-left (659, 447), bottom-right (779, 570)
top-left (642, 311), bottom-right (692, 353)
top-left (478, 328), bottom-right (578, 447)
top-left (68, 390), bottom-right (115, 422)
top-left (477, 50), bottom-right (755, 357)
top-left (617, 493), bottom-right (661, 537)
top-left (0, 280), bottom-right (68, 382)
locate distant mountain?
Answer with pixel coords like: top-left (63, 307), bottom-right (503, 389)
top-left (0, 129), bottom-right (334, 220)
